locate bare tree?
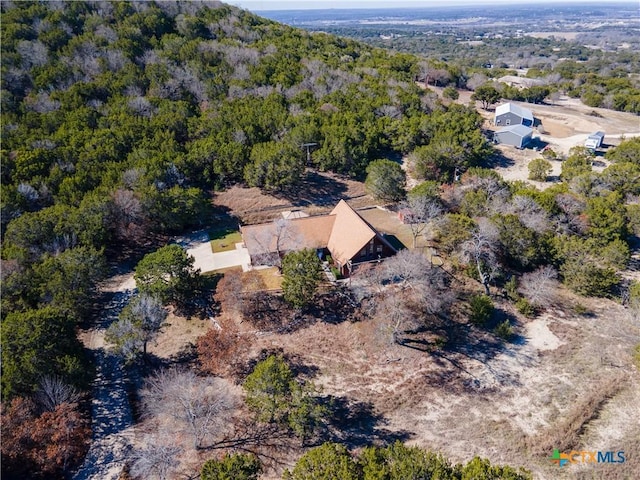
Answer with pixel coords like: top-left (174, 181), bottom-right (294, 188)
top-left (400, 197), bottom-right (443, 248)
top-left (368, 250), bottom-right (454, 344)
top-left (127, 294), bottom-right (167, 356)
top-left (460, 218), bottom-right (500, 295)
top-left (111, 188), bottom-right (146, 240)
top-left (106, 294), bottom-right (168, 360)
top-left (214, 269), bottom-right (244, 316)
top-left (554, 193), bottom-right (588, 235)
top-left (130, 435), bottom-right (182, 480)
top-left (17, 183), bottom-right (39, 204)
top-left (248, 218), bottom-right (301, 268)
top-left (416, 60), bottom-right (430, 84)
top-left (518, 266), bottom-right (559, 308)
top-left (509, 195), bottom-right (550, 234)
top-left (430, 68), bottom-right (452, 87)
top-left (140, 369), bottom-right (237, 449)
top-left (35, 375), bottom-right (81, 412)
top-left (16, 40), bottom-right (48, 69)
top-left (375, 292), bottom-right (414, 345)
top-left (105, 317), bottom-right (143, 363)
top-left (463, 175), bottom-right (510, 216)
top-left (382, 248), bottom-right (433, 288)
top-left (466, 73), bottom-right (489, 91)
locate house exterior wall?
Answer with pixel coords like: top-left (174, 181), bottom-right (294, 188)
top-left (494, 130), bottom-right (531, 148)
top-left (495, 112), bottom-right (533, 127)
top-left (495, 112), bottom-right (521, 126)
top-left (338, 236), bottom-right (395, 276)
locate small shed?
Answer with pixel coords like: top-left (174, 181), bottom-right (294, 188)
top-left (585, 131), bottom-right (605, 149)
top-left (494, 103), bottom-right (534, 127)
top-left (494, 124), bottom-right (533, 149)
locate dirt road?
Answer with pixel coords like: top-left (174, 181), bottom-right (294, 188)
top-left (73, 275), bottom-right (136, 480)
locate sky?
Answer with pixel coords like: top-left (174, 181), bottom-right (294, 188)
top-left (231, 0), bottom-right (627, 10)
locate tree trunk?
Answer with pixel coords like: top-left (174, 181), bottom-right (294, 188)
top-left (477, 260), bottom-right (490, 296)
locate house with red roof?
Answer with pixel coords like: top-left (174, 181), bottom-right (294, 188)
top-left (241, 200), bottom-right (397, 276)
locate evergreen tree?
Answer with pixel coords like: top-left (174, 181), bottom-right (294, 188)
top-left (282, 249), bottom-right (323, 309)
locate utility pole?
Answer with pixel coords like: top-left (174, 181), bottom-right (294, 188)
top-left (301, 142), bottom-right (318, 166)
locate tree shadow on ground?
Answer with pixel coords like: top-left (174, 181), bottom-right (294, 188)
top-left (483, 150), bottom-right (515, 169)
top-left (242, 288), bottom-right (361, 334)
top-left (320, 395), bottom-right (411, 448)
top-left (397, 308), bottom-right (530, 392)
top-left (209, 418), bottom-right (301, 470)
top-left (275, 171), bottom-right (350, 207)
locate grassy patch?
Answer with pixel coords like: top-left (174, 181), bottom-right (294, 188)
top-left (250, 267), bottom-right (282, 291)
top-left (527, 376), bottom-right (623, 455)
top-left (205, 265), bottom-right (243, 276)
top-left (209, 228), bottom-right (242, 253)
top-left (633, 344), bottom-right (640, 370)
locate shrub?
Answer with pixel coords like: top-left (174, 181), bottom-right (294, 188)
top-left (443, 86), bottom-right (459, 100)
top-left (633, 344), bottom-right (640, 370)
top-left (542, 148), bottom-right (557, 160)
top-left (469, 294), bottom-right (494, 326)
top-left (573, 303), bottom-right (590, 316)
top-left (516, 298), bottom-right (536, 317)
top-left (201, 453), bottom-right (261, 480)
top-left (528, 158), bottom-right (552, 182)
top-left (504, 276), bottom-right (520, 302)
top-left (494, 320), bottom-right (514, 341)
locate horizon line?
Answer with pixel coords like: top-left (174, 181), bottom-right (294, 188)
top-left (239, 1), bottom-right (638, 12)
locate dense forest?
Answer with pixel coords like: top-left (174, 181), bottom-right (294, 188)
top-left (311, 27), bottom-right (640, 114)
top-left (2, 1), bottom-right (639, 479)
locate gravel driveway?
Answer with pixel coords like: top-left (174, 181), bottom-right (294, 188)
top-left (73, 285), bottom-right (135, 480)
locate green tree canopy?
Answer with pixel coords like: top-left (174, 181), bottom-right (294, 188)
top-left (244, 141), bottom-right (305, 191)
top-left (472, 83), bottom-right (501, 109)
top-left (461, 456), bottom-right (531, 480)
top-left (282, 249), bottom-right (323, 309)
top-left (1, 307), bottom-right (88, 399)
top-left (555, 235), bottom-right (628, 297)
top-left (243, 355), bottom-right (327, 443)
top-left (284, 443), bottom-right (360, 480)
top-left (605, 137), bottom-right (640, 165)
top-left (134, 244), bottom-right (200, 305)
top-left (33, 246), bottom-right (106, 319)
top-left (360, 441), bottom-right (456, 480)
top-left (282, 441), bottom-right (532, 480)
top-left (561, 147), bottom-right (593, 181)
top-left (365, 159), bottom-right (406, 203)
top-left (585, 192), bottom-right (628, 244)
top-left (528, 158), bottom-right (552, 182)
top-left (201, 453), bottom-right (261, 480)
